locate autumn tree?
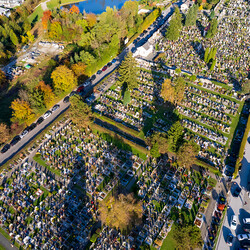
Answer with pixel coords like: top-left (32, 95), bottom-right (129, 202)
top-left (10, 99), bottom-right (34, 124)
top-left (35, 81), bottom-right (55, 108)
top-left (166, 7), bottom-right (182, 41)
top-left (174, 76), bottom-right (185, 104)
top-left (161, 79), bottom-right (175, 103)
top-left (69, 5), bottom-right (80, 14)
top-left (86, 13), bottom-right (97, 27)
top-left (68, 95), bottom-right (93, 129)
top-left (71, 62), bottom-right (87, 77)
top-left (49, 21), bottom-right (63, 40)
top-left (9, 29), bottom-right (19, 46)
top-left (51, 65), bottom-right (77, 92)
top-left (119, 52), bottom-right (138, 90)
top-left (42, 10), bottom-right (52, 30)
top-left (99, 193), bottom-right (142, 233)
top-left (177, 141), bottom-right (199, 169)
top-left (0, 123), bottom-right (10, 144)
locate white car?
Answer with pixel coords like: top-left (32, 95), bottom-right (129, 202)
top-left (243, 218), bottom-right (250, 224)
top-left (237, 234), bottom-right (250, 241)
top-left (20, 129), bottom-right (28, 138)
top-left (231, 215), bottom-right (237, 230)
top-left (43, 111), bottom-right (52, 119)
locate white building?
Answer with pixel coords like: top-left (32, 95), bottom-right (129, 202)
top-left (0, 0), bottom-right (24, 8)
top-left (0, 6), bottom-right (10, 16)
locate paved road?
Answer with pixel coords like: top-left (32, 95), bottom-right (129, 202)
top-left (0, 4), bottom-right (176, 167)
top-left (216, 131), bottom-right (250, 250)
top-left (0, 233), bottom-right (18, 250)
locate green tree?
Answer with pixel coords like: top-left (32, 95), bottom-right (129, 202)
top-left (185, 4), bottom-right (198, 26)
top-left (241, 79), bottom-right (250, 94)
top-left (167, 121), bottom-right (184, 152)
top-left (210, 58), bottom-right (216, 71)
top-left (150, 141), bottom-right (161, 158)
top-left (68, 95), bottom-right (93, 129)
top-left (205, 18), bottom-right (218, 38)
top-left (51, 65), bottom-right (76, 92)
top-left (123, 90), bottom-right (131, 106)
top-left (150, 132), bottom-right (169, 155)
top-left (9, 29), bottom-right (18, 46)
top-left (204, 47), bottom-right (210, 63)
top-left (79, 50), bottom-right (95, 66)
top-left (210, 10), bottom-right (215, 19)
top-left (174, 76), bottom-right (185, 104)
top-left (166, 7), bottom-right (182, 41)
top-left (119, 52), bottom-right (138, 90)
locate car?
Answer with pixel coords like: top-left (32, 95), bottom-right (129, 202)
top-left (77, 86), bottom-right (85, 93)
top-left (20, 129), bottom-right (28, 138)
top-left (28, 123), bottom-right (37, 131)
top-left (243, 218), bottom-right (250, 224)
top-left (90, 75), bottom-right (96, 81)
top-left (63, 96), bottom-right (70, 103)
top-left (10, 135), bottom-right (21, 146)
top-left (111, 58), bottom-right (117, 64)
top-left (1, 144), bottom-right (10, 154)
top-left (243, 224), bottom-right (250, 233)
top-left (107, 62), bottom-right (112, 67)
top-left (69, 91), bottom-right (77, 97)
top-left (83, 81), bottom-right (91, 87)
top-left (36, 117), bottom-right (44, 125)
top-left (237, 234), bottom-right (250, 241)
top-left (233, 186), bottom-right (242, 197)
top-left (241, 239), bottom-right (250, 248)
top-left (52, 104), bottom-right (60, 112)
top-left (226, 233), bottom-right (234, 246)
top-left (97, 70), bottom-right (102, 75)
top-left (102, 66), bottom-right (108, 71)
top-left (231, 215), bottom-right (237, 230)
top-left (43, 111), bottom-right (52, 119)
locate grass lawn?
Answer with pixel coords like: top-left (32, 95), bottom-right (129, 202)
top-left (47, 0), bottom-right (84, 9)
top-left (161, 224), bottom-right (176, 250)
top-left (0, 244), bottom-right (5, 250)
top-left (33, 154), bottom-right (61, 176)
top-left (208, 177), bottom-right (217, 187)
top-left (28, 5), bottom-right (43, 23)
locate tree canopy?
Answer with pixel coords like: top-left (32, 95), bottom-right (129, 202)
top-left (167, 121), bottom-right (184, 152)
top-left (185, 4), bottom-right (198, 26)
top-left (161, 79), bottom-right (175, 103)
top-left (0, 123), bottom-right (10, 145)
top-left (166, 7), bottom-right (183, 41)
top-left (205, 18), bottom-right (218, 38)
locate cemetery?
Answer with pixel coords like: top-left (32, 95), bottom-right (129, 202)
top-left (157, 0), bottom-right (249, 84)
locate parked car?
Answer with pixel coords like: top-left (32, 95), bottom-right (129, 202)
top-left (43, 111), bottom-right (52, 119)
top-left (36, 117), bottom-right (44, 125)
top-left (111, 58), bottom-right (117, 64)
top-left (10, 135), bottom-right (21, 146)
top-left (77, 86), bottom-right (85, 93)
top-left (226, 233), bottom-right (234, 246)
top-left (243, 224), bottom-right (250, 233)
top-left (97, 70), bottom-right (102, 75)
top-left (243, 218), bottom-right (250, 224)
top-left (20, 129), bottom-right (29, 138)
top-left (241, 239), bottom-right (250, 248)
top-left (237, 234), bottom-right (250, 241)
top-left (69, 91), bottom-right (77, 97)
top-left (102, 66), bottom-right (108, 71)
top-left (107, 62), bottom-right (112, 67)
top-left (231, 215), bottom-right (237, 230)
top-left (1, 144), bottom-right (10, 154)
top-left (28, 123), bottom-right (37, 131)
top-left (233, 186), bottom-right (242, 197)
top-left (90, 75), bottom-right (96, 81)
top-left (63, 96), bottom-right (70, 103)
top-left (52, 104), bottom-right (60, 112)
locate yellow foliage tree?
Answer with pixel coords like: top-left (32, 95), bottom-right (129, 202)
top-left (37, 81), bottom-right (55, 108)
top-left (10, 99), bottom-right (34, 124)
top-left (0, 70), bottom-right (6, 88)
top-left (51, 65), bottom-right (76, 92)
top-left (71, 62), bottom-right (87, 77)
top-left (86, 13), bottom-right (97, 27)
top-left (0, 123), bottom-right (10, 144)
top-left (161, 79), bottom-right (175, 103)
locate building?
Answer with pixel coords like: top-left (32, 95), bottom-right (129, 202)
top-left (0, 0), bottom-right (24, 8)
top-left (0, 6), bottom-right (10, 16)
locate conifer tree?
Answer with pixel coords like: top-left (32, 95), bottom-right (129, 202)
top-left (185, 4), bottom-right (198, 27)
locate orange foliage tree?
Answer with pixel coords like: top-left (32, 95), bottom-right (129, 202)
top-left (86, 13), bottom-right (97, 27)
top-left (42, 10), bottom-right (52, 30)
top-left (69, 5), bottom-right (80, 14)
top-left (71, 62), bottom-right (87, 77)
top-left (36, 81), bottom-right (55, 108)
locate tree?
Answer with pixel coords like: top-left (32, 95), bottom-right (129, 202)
top-left (123, 90), bottom-right (131, 106)
top-left (71, 62), bottom-right (87, 77)
top-left (9, 29), bottom-right (18, 46)
top-left (99, 193), bottom-right (142, 233)
top-left (204, 47), bottom-right (209, 63)
top-left (205, 18), bottom-right (218, 38)
top-left (119, 52), bottom-right (138, 90)
top-left (166, 7), bottom-right (182, 41)
top-left (177, 141), bottom-right (198, 168)
top-left (37, 81), bottom-right (55, 108)
top-left (149, 132), bottom-right (169, 156)
top-left (49, 22), bottom-right (63, 40)
top-left (0, 123), bottom-right (9, 144)
top-left (51, 65), bottom-right (76, 92)
top-left (173, 225), bottom-right (203, 249)
top-left (241, 79), bottom-right (250, 94)
top-left (86, 13), bottom-right (97, 27)
top-left (190, 75), bottom-right (197, 82)
top-left (69, 5), bottom-right (80, 14)
top-left (174, 76), bottom-right (185, 104)
top-left (210, 58), bottom-right (216, 71)
top-left (79, 50), bottom-right (95, 66)
top-left (68, 95), bottom-right (93, 129)
top-left (0, 69), bottom-right (6, 88)
top-left (42, 10), bottom-right (52, 30)
top-left (185, 4), bottom-right (198, 26)
top-left (10, 99), bottom-right (34, 123)
top-left (161, 79), bottom-right (175, 103)
top-left (150, 141), bottom-right (161, 158)
top-left (167, 121), bottom-right (184, 152)
top-left (210, 10), bottom-right (215, 19)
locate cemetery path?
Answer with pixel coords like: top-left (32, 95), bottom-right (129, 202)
top-left (0, 233), bottom-right (18, 250)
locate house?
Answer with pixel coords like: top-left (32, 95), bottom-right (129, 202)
top-left (134, 43), bottom-right (154, 58)
top-left (0, 7), bottom-right (10, 17)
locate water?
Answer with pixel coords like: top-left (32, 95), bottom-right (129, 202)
top-left (63, 0), bottom-right (129, 15)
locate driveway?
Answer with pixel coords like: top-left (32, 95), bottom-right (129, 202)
top-left (216, 131), bottom-right (250, 250)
